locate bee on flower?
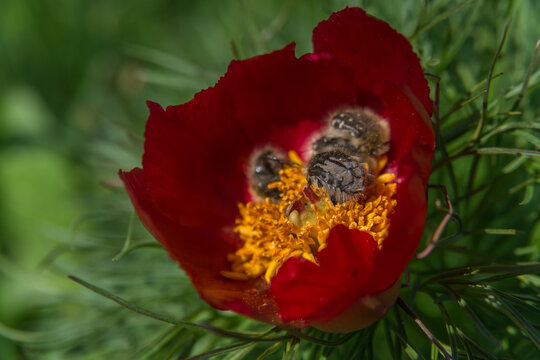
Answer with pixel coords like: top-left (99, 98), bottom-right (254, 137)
top-left (120, 7), bottom-right (435, 332)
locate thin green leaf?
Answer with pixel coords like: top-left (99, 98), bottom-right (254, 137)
top-left (133, 326), bottom-right (181, 360)
top-left (112, 210), bottom-right (136, 261)
top-left (344, 327), bottom-right (376, 359)
top-left (436, 304), bottom-right (459, 360)
top-left (509, 177), bottom-right (540, 194)
top-left (481, 122), bottom-right (540, 143)
top-left (384, 319), bottom-right (400, 360)
top-left (397, 298), bottom-right (451, 360)
top-left (487, 287), bottom-right (540, 316)
top-left (471, 20), bottom-right (511, 141)
top-left (490, 294), bottom-right (540, 349)
top-left (221, 342), bottom-right (259, 360)
top-left (126, 45), bottom-right (219, 80)
top-left (502, 156), bottom-right (528, 173)
top-left (425, 263), bottom-right (540, 283)
top-left (475, 147), bottom-right (540, 157)
top-left (255, 341), bottom-right (283, 360)
top-left (441, 285), bottom-right (500, 347)
top-left (286, 329), bottom-right (356, 347)
top-left (483, 228), bottom-right (519, 235)
top-left (0, 322), bottom-right (54, 343)
top-left (430, 342), bottom-right (440, 360)
top-left (513, 130), bottom-right (540, 149)
top-left (387, 321), bottom-right (426, 360)
top-left (510, 39), bottom-right (540, 111)
top-left (457, 330), bottom-right (498, 360)
top-left (185, 341), bottom-right (252, 360)
top-left (68, 275), bottom-right (287, 342)
top-left (409, 0), bottom-right (474, 40)
top-left (506, 70), bottom-right (540, 99)
top-left (282, 338), bottom-right (299, 360)
top-left (434, 147), bottom-right (540, 171)
top-left (440, 70), bottom-right (503, 123)
top-left (136, 69), bottom-right (209, 90)
top-left (519, 184), bottom-right (535, 205)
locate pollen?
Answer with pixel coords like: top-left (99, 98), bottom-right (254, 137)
top-left (222, 152), bottom-right (397, 283)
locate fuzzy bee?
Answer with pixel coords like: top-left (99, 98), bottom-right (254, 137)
top-left (250, 149), bottom-right (285, 202)
top-left (250, 107), bottom-right (390, 203)
top-left (316, 107), bottom-right (390, 156)
top-left (306, 107), bottom-right (390, 203)
top-left (306, 150), bottom-right (375, 203)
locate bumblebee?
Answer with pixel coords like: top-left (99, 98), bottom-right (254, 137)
top-left (320, 107), bottom-right (390, 156)
top-left (307, 107), bottom-right (390, 203)
top-left (307, 150), bottom-right (375, 203)
top-left (250, 107), bottom-right (390, 203)
top-left (250, 149), bottom-right (284, 202)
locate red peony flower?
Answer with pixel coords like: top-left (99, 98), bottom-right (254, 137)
top-left (120, 7), bottom-right (434, 332)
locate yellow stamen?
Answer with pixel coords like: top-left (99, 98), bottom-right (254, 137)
top-left (220, 271), bottom-right (249, 281)
top-left (288, 150), bottom-right (303, 166)
top-left (221, 152), bottom-right (397, 282)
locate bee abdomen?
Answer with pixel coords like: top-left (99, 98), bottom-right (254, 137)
top-left (330, 108), bottom-right (390, 156)
top-left (312, 136), bottom-right (358, 154)
top-left (307, 150), bottom-right (372, 204)
top-left (251, 150), bottom-right (284, 201)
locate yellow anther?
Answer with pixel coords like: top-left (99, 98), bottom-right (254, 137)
top-left (264, 260), bottom-right (280, 283)
top-left (221, 271), bottom-right (249, 281)
top-left (288, 150), bottom-right (303, 165)
top-left (302, 252), bottom-right (317, 262)
top-left (378, 172), bottom-right (395, 183)
top-left (376, 156), bottom-right (388, 173)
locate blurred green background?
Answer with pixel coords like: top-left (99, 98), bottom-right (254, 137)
top-left (1, 0), bottom-right (539, 359)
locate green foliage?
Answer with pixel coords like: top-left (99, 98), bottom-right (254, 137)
top-left (1, 0), bottom-right (539, 359)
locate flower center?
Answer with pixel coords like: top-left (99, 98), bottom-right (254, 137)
top-left (221, 151), bottom-right (397, 283)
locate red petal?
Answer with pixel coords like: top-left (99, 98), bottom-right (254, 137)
top-left (382, 81), bottom-right (434, 185)
top-left (313, 7), bottom-right (432, 116)
top-left (120, 167), bottom-right (281, 324)
top-left (142, 44), bottom-right (357, 228)
top-left (369, 81), bottom-right (434, 290)
top-left (372, 171), bottom-right (427, 290)
top-left (270, 225), bottom-right (378, 324)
